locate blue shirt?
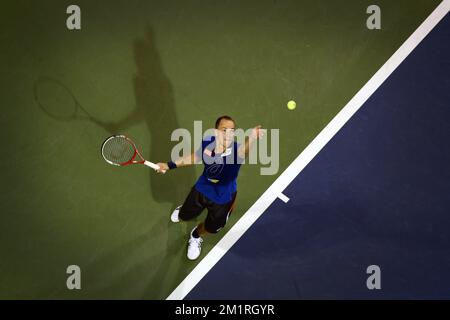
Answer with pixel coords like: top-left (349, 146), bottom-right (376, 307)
top-left (194, 136), bottom-right (243, 204)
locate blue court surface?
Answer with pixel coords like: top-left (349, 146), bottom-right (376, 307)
top-left (187, 12), bottom-right (450, 299)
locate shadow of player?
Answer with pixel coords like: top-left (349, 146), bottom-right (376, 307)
top-left (106, 25), bottom-right (196, 206)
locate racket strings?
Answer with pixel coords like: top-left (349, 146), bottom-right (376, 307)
top-left (102, 136), bottom-right (136, 165)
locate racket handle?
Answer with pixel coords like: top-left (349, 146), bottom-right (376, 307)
top-left (144, 160), bottom-right (166, 173)
top-left (144, 160), bottom-right (160, 170)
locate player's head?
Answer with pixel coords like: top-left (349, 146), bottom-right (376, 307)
top-left (215, 115), bottom-right (236, 147)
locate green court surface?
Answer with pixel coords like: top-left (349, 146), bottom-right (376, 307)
top-left (0, 0), bottom-right (440, 299)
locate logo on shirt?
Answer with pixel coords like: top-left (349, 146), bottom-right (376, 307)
top-left (205, 163), bottom-right (224, 182)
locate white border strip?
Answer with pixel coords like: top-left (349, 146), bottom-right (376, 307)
top-left (167, 0), bottom-right (450, 300)
top-left (278, 193), bottom-right (290, 203)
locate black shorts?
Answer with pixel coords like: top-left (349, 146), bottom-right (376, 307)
top-left (179, 187), bottom-right (237, 233)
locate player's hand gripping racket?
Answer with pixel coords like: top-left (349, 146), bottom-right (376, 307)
top-left (101, 135), bottom-right (165, 172)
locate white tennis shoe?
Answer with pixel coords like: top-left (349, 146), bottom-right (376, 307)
top-left (171, 206), bottom-right (181, 223)
top-left (187, 228), bottom-right (203, 260)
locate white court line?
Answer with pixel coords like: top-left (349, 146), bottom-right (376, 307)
top-left (278, 193), bottom-right (290, 203)
top-left (167, 0), bottom-right (450, 300)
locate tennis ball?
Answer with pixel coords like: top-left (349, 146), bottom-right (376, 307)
top-left (287, 100), bottom-right (296, 110)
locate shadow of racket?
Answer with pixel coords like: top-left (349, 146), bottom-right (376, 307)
top-left (34, 76), bottom-right (116, 132)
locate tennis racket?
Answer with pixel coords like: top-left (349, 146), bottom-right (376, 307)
top-left (101, 135), bottom-right (164, 172)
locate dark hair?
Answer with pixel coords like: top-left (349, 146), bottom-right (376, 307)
top-left (215, 115), bottom-right (236, 129)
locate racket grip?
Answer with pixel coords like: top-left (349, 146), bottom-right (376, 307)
top-left (144, 160), bottom-right (160, 170)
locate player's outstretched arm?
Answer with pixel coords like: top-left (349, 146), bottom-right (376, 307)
top-left (156, 151), bottom-right (198, 173)
top-left (238, 125), bottom-right (265, 159)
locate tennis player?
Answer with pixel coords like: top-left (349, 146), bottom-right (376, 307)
top-left (156, 116), bottom-right (263, 260)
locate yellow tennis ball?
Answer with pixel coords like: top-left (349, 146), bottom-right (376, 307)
top-left (287, 100), bottom-right (296, 110)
